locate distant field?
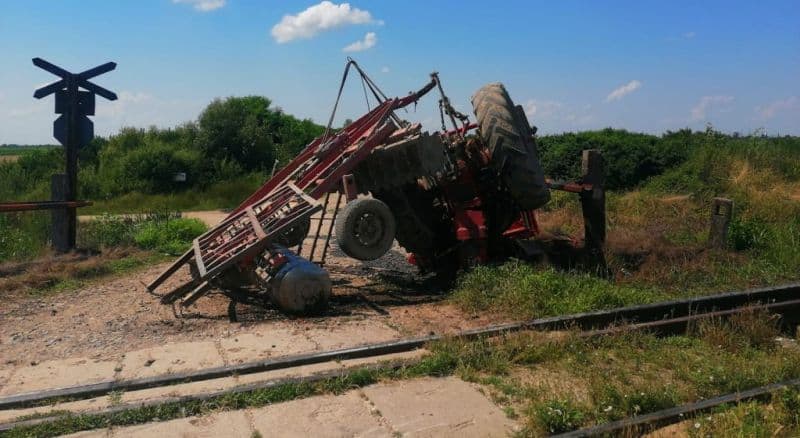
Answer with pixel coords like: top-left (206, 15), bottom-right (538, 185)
top-left (0, 145), bottom-right (58, 156)
top-left (0, 155), bottom-right (19, 162)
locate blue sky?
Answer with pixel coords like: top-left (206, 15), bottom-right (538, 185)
top-left (1, 0), bottom-right (798, 144)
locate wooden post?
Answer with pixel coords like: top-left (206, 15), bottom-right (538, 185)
top-left (709, 197), bottom-right (733, 249)
top-left (579, 149), bottom-right (608, 276)
top-left (51, 173), bottom-right (70, 252)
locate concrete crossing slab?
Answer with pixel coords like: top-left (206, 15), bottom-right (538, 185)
top-left (117, 341), bottom-right (224, 380)
top-left (249, 392), bottom-right (389, 437)
top-left (0, 357), bottom-right (117, 396)
top-left (219, 330), bottom-right (316, 364)
top-left (362, 376), bottom-right (516, 437)
top-left (112, 410), bottom-right (251, 438)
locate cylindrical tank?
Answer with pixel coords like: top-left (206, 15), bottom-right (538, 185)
top-left (267, 249), bottom-right (331, 314)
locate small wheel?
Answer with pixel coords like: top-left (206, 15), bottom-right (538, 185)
top-left (335, 198), bottom-right (396, 261)
top-left (275, 217), bottom-right (311, 247)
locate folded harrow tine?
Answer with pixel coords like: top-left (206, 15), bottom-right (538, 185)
top-left (147, 249), bottom-right (192, 293)
top-left (160, 279), bottom-right (197, 304)
top-left (181, 281), bottom-right (212, 307)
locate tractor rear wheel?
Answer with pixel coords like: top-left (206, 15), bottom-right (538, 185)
top-left (471, 83), bottom-right (550, 210)
top-left (335, 198), bottom-right (396, 261)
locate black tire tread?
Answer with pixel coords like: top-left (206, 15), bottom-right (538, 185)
top-left (334, 198), bottom-right (396, 261)
top-left (471, 83), bottom-right (550, 210)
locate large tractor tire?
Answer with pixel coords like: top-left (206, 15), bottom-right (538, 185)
top-left (335, 198), bottom-right (396, 261)
top-left (471, 83), bottom-right (550, 210)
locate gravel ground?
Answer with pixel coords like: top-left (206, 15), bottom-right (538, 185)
top-left (0, 235), bottom-right (501, 366)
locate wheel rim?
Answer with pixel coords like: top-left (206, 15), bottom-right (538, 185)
top-left (354, 212), bottom-right (383, 246)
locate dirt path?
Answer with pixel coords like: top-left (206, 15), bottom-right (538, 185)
top-left (78, 210), bottom-right (228, 226)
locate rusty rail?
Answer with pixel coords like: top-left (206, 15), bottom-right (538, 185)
top-left (0, 200), bottom-right (92, 213)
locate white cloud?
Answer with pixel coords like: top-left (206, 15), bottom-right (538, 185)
top-left (8, 106), bottom-right (45, 118)
top-left (605, 80), bottom-right (642, 102)
top-left (342, 32), bottom-right (376, 52)
top-left (683, 31), bottom-right (696, 39)
top-left (380, 66), bottom-right (390, 73)
top-left (271, 1), bottom-right (377, 43)
top-left (524, 99), bottom-right (563, 119)
top-left (755, 96), bottom-right (798, 119)
top-left (172, 0), bottom-right (226, 12)
top-left (524, 99), bottom-right (595, 127)
top-left (104, 91), bottom-right (155, 117)
top-left (691, 95), bottom-right (734, 121)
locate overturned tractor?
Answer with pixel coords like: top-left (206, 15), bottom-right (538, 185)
top-left (147, 60), bottom-right (605, 315)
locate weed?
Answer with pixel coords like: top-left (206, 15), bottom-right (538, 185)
top-left (694, 309), bottom-right (780, 353)
top-left (532, 399), bottom-right (586, 434)
top-left (107, 391), bottom-right (123, 407)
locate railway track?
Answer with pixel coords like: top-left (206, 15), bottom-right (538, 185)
top-left (554, 378), bottom-right (800, 437)
top-left (1, 282), bottom-right (799, 434)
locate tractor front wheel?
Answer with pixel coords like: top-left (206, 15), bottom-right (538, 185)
top-left (335, 198), bottom-right (396, 261)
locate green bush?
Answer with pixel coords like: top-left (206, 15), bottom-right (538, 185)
top-left (537, 128), bottom-right (698, 190)
top-left (133, 218), bottom-right (207, 255)
top-left (78, 215), bottom-right (139, 249)
top-left (728, 217), bottom-right (771, 251)
top-left (0, 212), bottom-right (50, 262)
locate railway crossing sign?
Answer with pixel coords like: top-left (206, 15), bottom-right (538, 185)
top-left (33, 57), bottom-right (117, 251)
top-left (33, 58), bottom-right (116, 148)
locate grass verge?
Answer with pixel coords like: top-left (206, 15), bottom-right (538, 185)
top-left (0, 250), bottom-right (170, 296)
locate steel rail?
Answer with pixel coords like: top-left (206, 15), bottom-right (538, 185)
top-left (0, 200), bottom-right (92, 213)
top-left (553, 378), bottom-right (800, 437)
top-left (0, 282), bottom-right (797, 411)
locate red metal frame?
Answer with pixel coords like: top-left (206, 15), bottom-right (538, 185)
top-left (148, 81), bottom-right (439, 302)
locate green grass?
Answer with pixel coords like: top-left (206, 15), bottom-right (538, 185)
top-left (133, 218), bottom-right (207, 255)
top-left (689, 389), bottom-right (800, 437)
top-left (0, 145), bottom-right (57, 156)
top-left (81, 174), bottom-right (263, 215)
top-left (80, 215), bottom-right (207, 256)
top-left (0, 212), bottom-right (50, 262)
top-left (434, 312), bottom-right (800, 435)
top-left (451, 262), bottom-right (664, 320)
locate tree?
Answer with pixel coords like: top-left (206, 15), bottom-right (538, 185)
top-left (196, 96), bottom-right (276, 171)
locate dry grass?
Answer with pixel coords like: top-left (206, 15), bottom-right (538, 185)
top-left (0, 248), bottom-right (162, 297)
top-left (0, 155), bottom-right (19, 163)
top-left (692, 308), bottom-right (781, 353)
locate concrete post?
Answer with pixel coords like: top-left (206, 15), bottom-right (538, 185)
top-left (709, 197), bottom-right (733, 249)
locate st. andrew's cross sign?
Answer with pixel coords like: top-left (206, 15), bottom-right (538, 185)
top-left (33, 57), bottom-right (117, 250)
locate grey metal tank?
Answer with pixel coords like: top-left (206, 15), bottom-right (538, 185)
top-left (267, 248), bottom-right (332, 314)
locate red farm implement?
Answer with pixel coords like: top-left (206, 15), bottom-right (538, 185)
top-left (147, 59), bottom-right (606, 315)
